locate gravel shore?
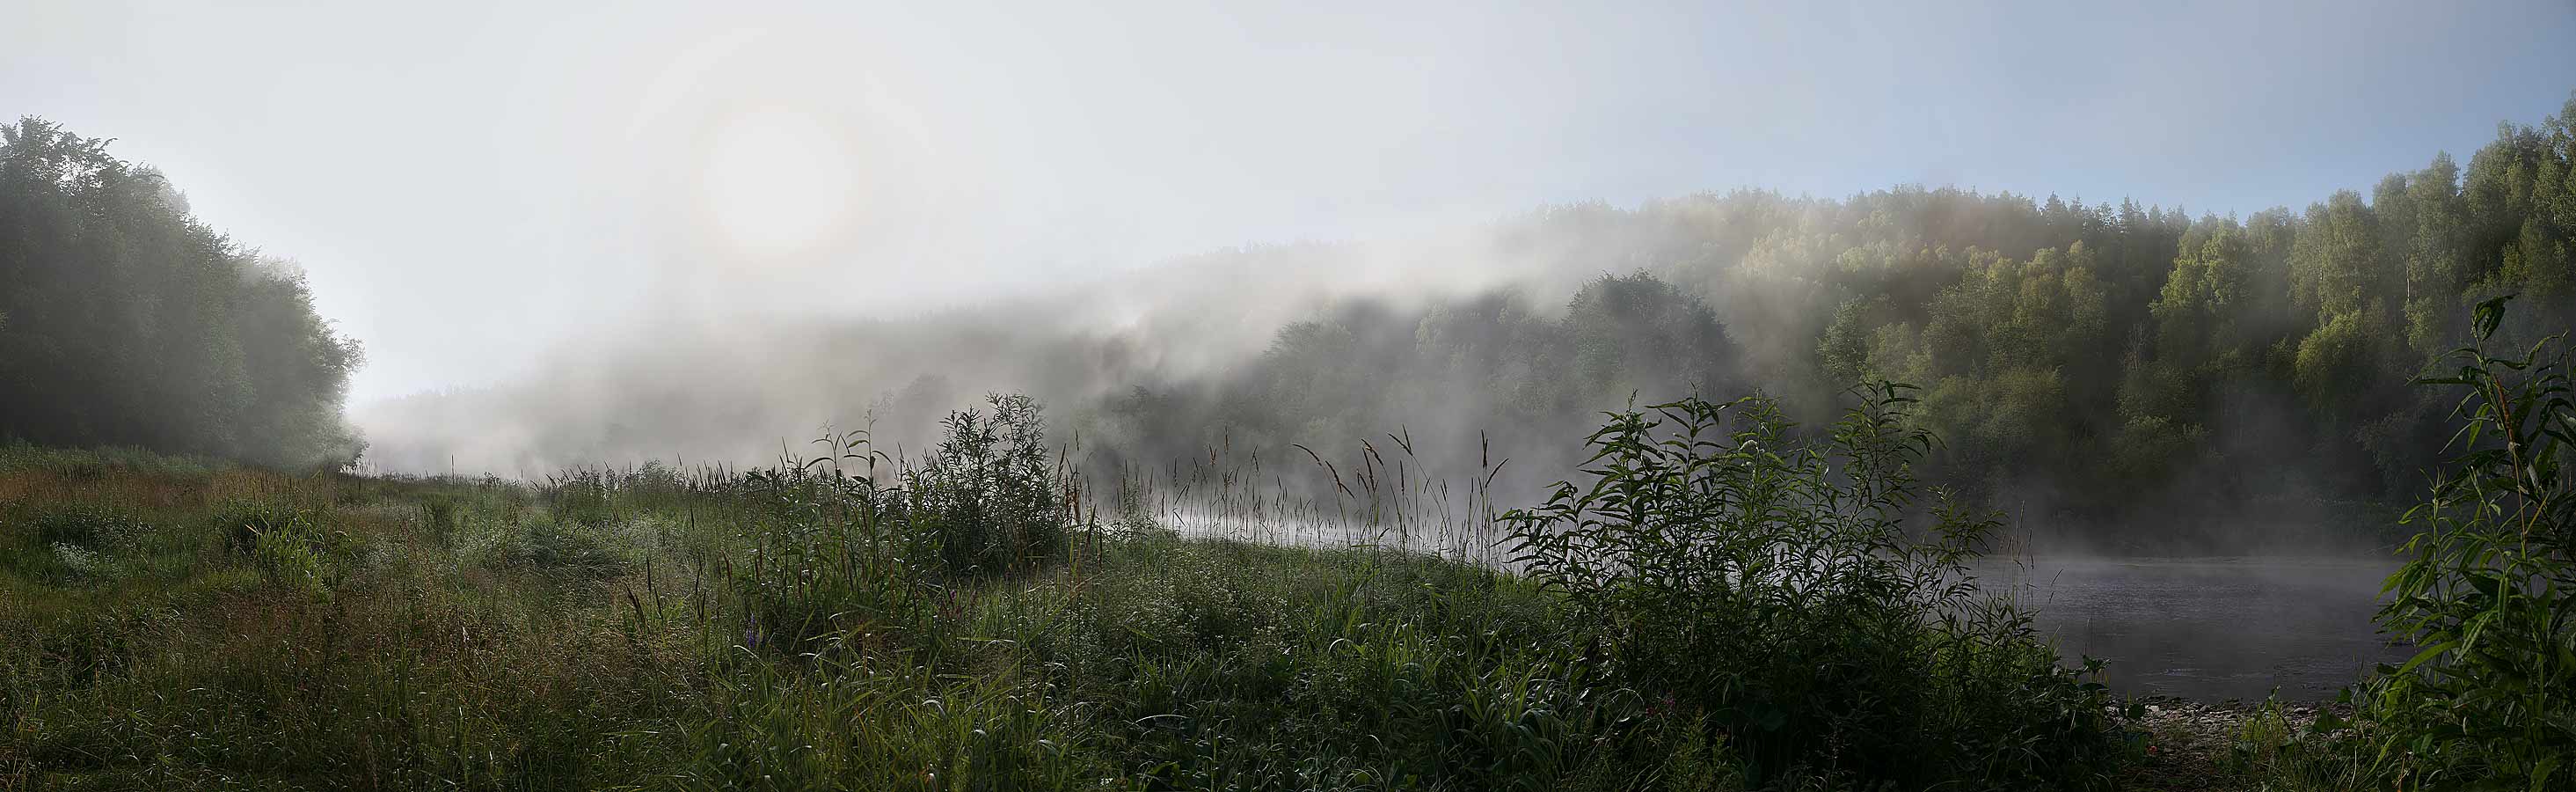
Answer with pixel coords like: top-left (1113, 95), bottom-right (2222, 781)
top-left (2114, 698), bottom-right (2344, 791)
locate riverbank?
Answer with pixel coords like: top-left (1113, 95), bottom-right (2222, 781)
top-left (3, 444), bottom-right (2150, 789)
top-left (2115, 699), bottom-right (2353, 792)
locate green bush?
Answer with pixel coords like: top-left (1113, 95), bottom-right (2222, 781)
top-left (209, 500), bottom-right (312, 556)
top-left (200, 500), bottom-right (363, 598)
top-left (902, 393), bottom-right (1068, 576)
top-left (1502, 384), bottom-right (2126, 789)
top-left (249, 519), bottom-right (343, 599)
top-left (2257, 297), bottom-right (2576, 788)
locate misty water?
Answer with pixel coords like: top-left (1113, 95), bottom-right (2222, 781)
top-left (1978, 556), bottom-right (2410, 701)
top-left (1170, 513), bottom-right (2412, 702)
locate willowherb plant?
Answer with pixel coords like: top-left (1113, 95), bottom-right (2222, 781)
top-left (903, 393), bottom-right (1069, 577)
top-left (2297, 296), bottom-right (2576, 788)
top-left (1502, 382), bottom-right (2121, 789)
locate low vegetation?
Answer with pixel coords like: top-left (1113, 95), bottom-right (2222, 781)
top-left (1502, 385), bottom-right (2125, 788)
top-left (4, 391), bottom-right (2136, 790)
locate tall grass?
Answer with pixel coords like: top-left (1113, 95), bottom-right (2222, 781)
top-left (4, 389), bottom-right (2135, 790)
top-left (1501, 384), bottom-right (2125, 789)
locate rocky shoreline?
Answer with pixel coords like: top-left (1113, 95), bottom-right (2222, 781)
top-left (2115, 697), bottom-right (2346, 791)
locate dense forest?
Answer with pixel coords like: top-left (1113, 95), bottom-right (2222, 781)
top-left (349, 95), bottom-right (2576, 551)
top-left (1065, 95), bottom-right (2576, 544)
top-left (17, 93), bottom-right (2576, 547)
top-left (0, 118), bottom-right (363, 468)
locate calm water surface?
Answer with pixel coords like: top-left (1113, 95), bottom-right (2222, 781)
top-left (1977, 556), bottom-right (2410, 701)
top-left (1183, 510), bottom-right (2411, 702)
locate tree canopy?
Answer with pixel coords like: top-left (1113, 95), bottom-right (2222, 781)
top-left (0, 117), bottom-right (362, 467)
top-left (1081, 94), bottom-right (2576, 543)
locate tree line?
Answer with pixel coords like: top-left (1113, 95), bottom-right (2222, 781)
top-left (18, 85), bottom-right (2576, 538)
top-left (1076, 94), bottom-right (2576, 543)
top-left (0, 117), bottom-right (362, 468)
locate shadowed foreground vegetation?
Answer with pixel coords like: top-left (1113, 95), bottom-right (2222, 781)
top-left (3, 392), bottom-right (2141, 791)
top-left (2225, 298), bottom-right (2576, 790)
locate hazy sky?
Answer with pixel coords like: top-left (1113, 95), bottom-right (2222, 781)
top-left (5, 0), bottom-right (2572, 405)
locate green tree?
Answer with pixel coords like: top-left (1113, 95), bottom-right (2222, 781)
top-left (0, 117), bottom-right (361, 467)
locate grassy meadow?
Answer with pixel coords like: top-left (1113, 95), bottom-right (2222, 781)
top-left (2, 391), bottom-right (2147, 791)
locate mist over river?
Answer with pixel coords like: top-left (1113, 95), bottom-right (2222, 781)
top-left (1164, 511), bottom-right (2410, 702)
top-left (1977, 556), bottom-right (2411, 701)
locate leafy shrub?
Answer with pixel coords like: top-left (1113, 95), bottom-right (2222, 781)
top-left (2266, 297), bottom-right (2576, 788)
top-left (202, 500), bottom-right (359, 598)
top-left (249, 517), bottom-right (346, 598)
top-left (209, 500), bottom-right (311, 556)
top-left (901, 393), bottom-right (1068, 576)
top-left (1503, 384), bottom-right (2124, 789)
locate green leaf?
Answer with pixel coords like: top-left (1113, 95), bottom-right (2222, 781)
top-left (2394, 641), bottom-right (2457, 677)
top-left (2471, 294), bottom-right (2514, 341)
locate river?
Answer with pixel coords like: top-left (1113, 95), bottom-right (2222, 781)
top-left (1977, 556), bottom-right (2411, 701)
top-left (1165, 510), bottom-right (2412, 702)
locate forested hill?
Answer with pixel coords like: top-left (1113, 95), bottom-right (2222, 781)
top-left (0, 118), bottom-right (363, 468)
top-left (350, 92), bottom-right (2576, 552)
top-left (1076, 95), bottom-right (2576, 543)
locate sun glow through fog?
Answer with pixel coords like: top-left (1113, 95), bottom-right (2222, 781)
top-left (704, 108), bottom-right (856, 254)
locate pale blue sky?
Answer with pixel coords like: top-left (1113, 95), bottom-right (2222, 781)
top-left (4, 0), bottom-right (2572, 402)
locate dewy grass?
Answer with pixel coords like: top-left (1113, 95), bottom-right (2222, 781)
top-left (3, 392), bottom-right (2139, 790)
